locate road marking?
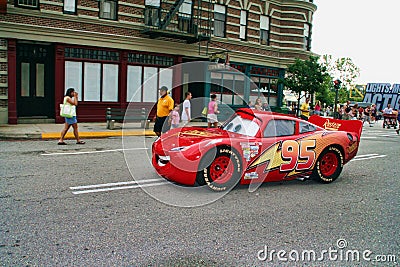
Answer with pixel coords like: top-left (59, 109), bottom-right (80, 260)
top-left (354, 154), bottom-right (379, 158)
top-left (71, 182), bottom-right (169, 195)
top-left (70, 178), bottom-right (170, 195)
top-left (41, 147), bottom-right (148, 156)
top-left (352, 155), bottom-right (387, 161)
top-left (70, 178), bottom-right (164, 190)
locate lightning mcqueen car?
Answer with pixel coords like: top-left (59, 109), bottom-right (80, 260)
top-left (152, 109), bottom-right (363, 191)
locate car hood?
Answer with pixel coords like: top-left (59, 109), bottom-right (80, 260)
top-left (156, 127), bottom-right (238, 152)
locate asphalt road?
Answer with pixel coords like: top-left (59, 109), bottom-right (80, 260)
top-left (0, 125), bottom-right (399, 266)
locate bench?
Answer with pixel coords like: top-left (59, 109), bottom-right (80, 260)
top-left (106, 107), bottom-right (150, 129)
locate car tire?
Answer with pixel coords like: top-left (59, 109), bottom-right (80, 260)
top-left (311, 146), bottom-right (343, 183)
top-left (197, 147), bottom-right (241, 191)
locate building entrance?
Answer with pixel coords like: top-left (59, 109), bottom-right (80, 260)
top-left (16, 43), bottom-right (54, 117)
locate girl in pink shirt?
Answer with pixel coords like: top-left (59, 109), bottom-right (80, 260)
top-left (207, 94), bottom-right (219, 128)
top-left (169, 105), bottom-right (180, 129)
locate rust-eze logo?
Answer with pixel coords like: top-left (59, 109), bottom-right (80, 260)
top-left (323, 119), bottom-right (341, 131)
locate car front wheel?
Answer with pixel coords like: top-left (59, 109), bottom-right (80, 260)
top-left (198, 147), bottom-right (241, 191)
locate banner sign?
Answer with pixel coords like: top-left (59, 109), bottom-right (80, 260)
top-left (362, 83), bottom-right (400, 110)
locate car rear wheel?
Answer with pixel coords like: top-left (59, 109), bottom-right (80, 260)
top-left (197, 147), bottom-right (241, 191)
top-left (311, 147), bottom-right (343, 183)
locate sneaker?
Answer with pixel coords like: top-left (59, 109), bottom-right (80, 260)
top-left (396, 129), bottom-right (399, 135)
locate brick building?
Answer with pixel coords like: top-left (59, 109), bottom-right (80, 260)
top-left (0, 0), bottom-right (316, 124)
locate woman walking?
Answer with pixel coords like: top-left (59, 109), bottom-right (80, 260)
top-left (58, 88), bottom-right (85, 145)
top-left (207, 94), bottom-right (219, 128)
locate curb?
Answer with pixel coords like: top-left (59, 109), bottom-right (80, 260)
top-left (0, 133), bottom-right (42, 140)
top-left (41, 130), bottom-right (156, 139)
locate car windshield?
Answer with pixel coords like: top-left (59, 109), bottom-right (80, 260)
top-left (222, 114), bottom-right (260, 137)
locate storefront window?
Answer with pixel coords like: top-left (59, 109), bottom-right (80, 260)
top-left (102, 64), bottom-right (118, 102)
top-left (127, 66), bottom-right (173, 103)
top-left (250, 76), bottom-right (278, 107)
top-left (211, 72), bottom-right (245, 106)
top-left (65, 61), bottom-right (118, 102)
top-left (65, 61), bottom-right (82, 100)
top-left (127, 65), bottom-right (142, 102)
top-left (159, 68), bottom-right (173, 93)
top-left (84, 63), bottom-right (101, 101)
top-left (143, 67), bottom-right (158, 102)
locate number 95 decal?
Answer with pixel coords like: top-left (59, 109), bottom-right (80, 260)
top-left (280, 140), bottom-right (316, 172)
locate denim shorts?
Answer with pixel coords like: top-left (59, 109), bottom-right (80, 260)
top-left (65, 116), bottom-right (77, 125)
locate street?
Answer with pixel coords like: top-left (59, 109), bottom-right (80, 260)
top-left (1, 125), bottom-right (399, 266)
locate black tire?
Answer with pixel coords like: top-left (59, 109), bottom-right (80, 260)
top-left (197, 147), bottom-right (241, 191)
top-left (311, 147), bottom-right (343, 184)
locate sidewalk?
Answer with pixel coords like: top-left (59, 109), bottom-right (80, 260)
top-left (0, 121), bottom-right (157, 140)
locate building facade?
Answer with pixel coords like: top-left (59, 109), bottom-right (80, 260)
top-left (0, 0), bottom-right (316, 124)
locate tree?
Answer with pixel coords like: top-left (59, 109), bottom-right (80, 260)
top-left (320, 55), bottom-right (361, 101)
top-left (281, 55), bottom-right (330, 116)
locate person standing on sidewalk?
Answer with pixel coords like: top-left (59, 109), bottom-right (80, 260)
top-left (169, 104), bottom-right (181, 129)
top-left (299, 98), bottom-right (310, 120)
top-left (181, 91), bottom-right (192, 126)
top-left (207, 94), bottom-right (219, 128)
top-left (314, 100), bottom-right (321, 115)
top-left (154, 86), bottom-right (174, 137)
top-left (58, 88), bottom-right (85, 145)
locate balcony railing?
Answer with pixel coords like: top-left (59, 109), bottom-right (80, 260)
top-left (142, 0), bottom-right (211, 44)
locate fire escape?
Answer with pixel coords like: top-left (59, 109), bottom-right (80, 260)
top-left (142, 0), bottom-right (212, 54)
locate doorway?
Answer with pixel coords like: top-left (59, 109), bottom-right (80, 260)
top-left (16, 43), bottom-right (55, 117)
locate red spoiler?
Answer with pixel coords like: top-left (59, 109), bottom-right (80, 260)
top-left (308, 115), bottom-right (363, 139)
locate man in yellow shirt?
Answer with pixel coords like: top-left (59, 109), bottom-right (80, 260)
top-left (154, 86), bottom-right (174, 137)
top-left (300, 98), bottom-right (310, 120)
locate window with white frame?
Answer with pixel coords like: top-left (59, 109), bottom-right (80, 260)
top-left (16, 0), bottom-right (39, 9)
top-left (260, 15), bottom-right (270, 45)
top-left (214, 5), bottom-right (226, 37)
top-left (102, 64), bottom-right (119, 102)
top-left (65, 61), bottom-right (119, 102)
top-left (127, 66), bottom-right (143, 102)
top-left (240, 10), bottom-right (247, 40)
top-left (99, 0), bottom-right (117, 20)
top-left (143, 67), bottom-right (158, 103)
top-left (65, 61), bottom-right (82, 100)
top-left (126, 66), bottom-right (173, 103)
top-left (64, 0), bottom-right (77, 14)
top-left (304, 23), bottom-right (312, 51)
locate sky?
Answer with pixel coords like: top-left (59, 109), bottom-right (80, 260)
top-left (312, 0), bottom-right (399, 85)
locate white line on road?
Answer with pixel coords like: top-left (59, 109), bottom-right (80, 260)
top-left (355, 154), bottom-right (379, 158)
top-left (351, 155), bottom-right (387, 161)
top-left (41, 147), bottom-right (148, 156)
top-left (71, 181), bottom-right (170, 195)
top-left (70, 178), bottom-right (165, 190)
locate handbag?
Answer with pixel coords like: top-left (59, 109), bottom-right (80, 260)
top-left (60, 98), bottom-right (76, 118)
top-left (201, 107), bottom-right (208, 116)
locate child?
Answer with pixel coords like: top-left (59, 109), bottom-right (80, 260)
top-left (169, 105), bottom-right (180, 129)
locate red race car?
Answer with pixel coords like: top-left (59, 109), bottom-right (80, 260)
top-left (152, 108), bottom-right (363, 191)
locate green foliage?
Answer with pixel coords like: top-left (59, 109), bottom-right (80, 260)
top-left (280, 56), bottom-right (330, 102)
top-left (320, 55), bottom-right (360, 91)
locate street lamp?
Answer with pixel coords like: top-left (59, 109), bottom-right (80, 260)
top-left (333, 79), bottom-right (342, 119)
